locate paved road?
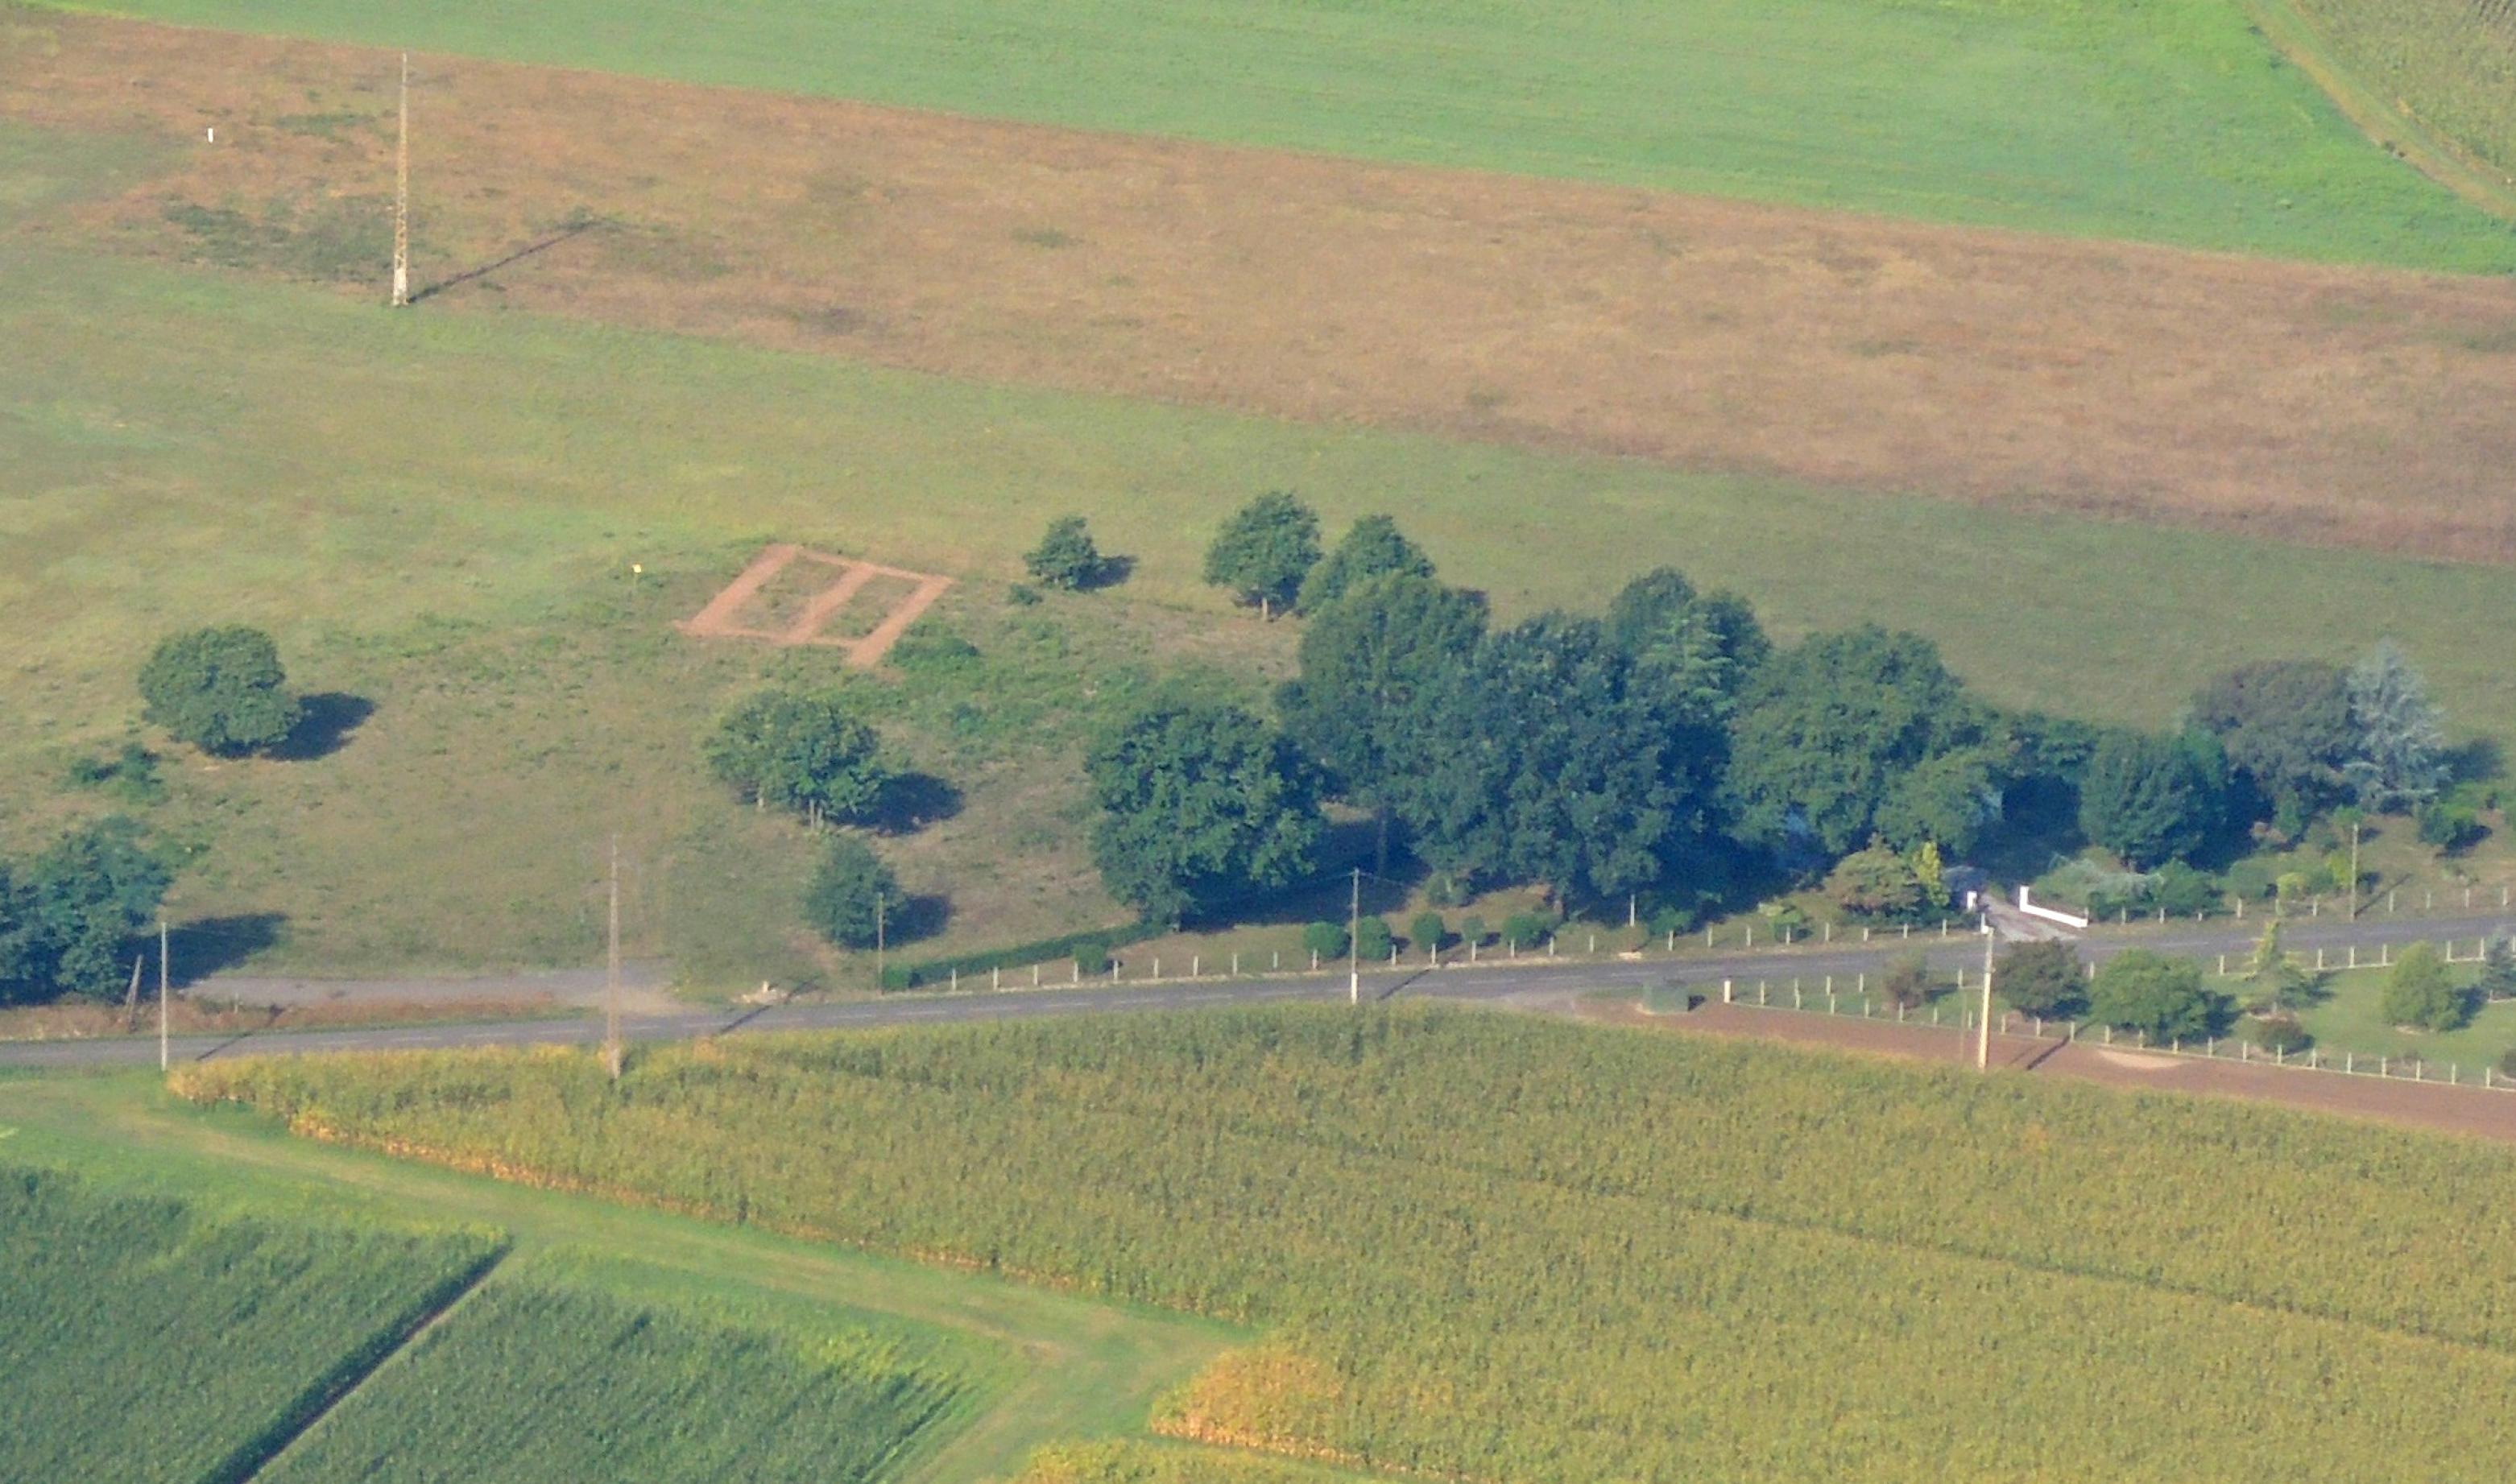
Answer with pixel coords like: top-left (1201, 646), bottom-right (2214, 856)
top-left (7, 911), bottom-right (2506, 1071)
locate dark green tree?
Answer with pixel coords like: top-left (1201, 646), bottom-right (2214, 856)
top-left (1823, 840), bottom-right (1924, 920)
top-left (1874, 746), bottom-right (2005, 858)
top-left (1278, 573), bottom-right (1487, 871)
top-left (0, 820), bottom-right (174, 1002)
top-left (1354, 916), bottom-right (1394, 961)
top-left (1408, 614), bottom-right (1719, 907)
top-left (1604, 568), bottom-right (1769, 721)
top-left (2381, 942), bottom-right (2466, 1031)
top-left (2077, 730), bottom-right (2224, 868)
top-left (803, 836), bottom-right (899, 950)
top-left (1409, 911), bottom-right (1446, 957)
top-left (1295, 515), bottom-right (1433, 614)
top-left (2481, 937), bottom-right (2516, 1002)
top-left (704, 688), bottom-right (893, 827)
top-left (138, 626), bottom-right (301, 756)
top-left (1301, 920), bottom-right (1349, 960)
top-left (1725, 626), bottom-right (1986, 858)
top-left (1202, 491), bottom-right (1322, 618)
top-left (2088, 950), bottom-right (2217, 1043)
top-left (1024, 515), bottom-right (1107, 590)
top-left (1086, 697), bottom-right (1325, 926)
top-left (1997, 940), bottom-right (2086, 1018)
top-left (2191, 659), bottom-right (2355, 831)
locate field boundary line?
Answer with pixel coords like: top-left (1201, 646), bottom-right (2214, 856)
top-left (210, 1241), bottom-right (512, 1484)
top-left (2246, 0), bottom-right (2516, 223)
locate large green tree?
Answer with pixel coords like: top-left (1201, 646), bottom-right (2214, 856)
top-left (704, 688), bottom-right (893, 827)
top-left (1997, 940), bottom-right (2086, 1018)
top-left (2344, 641), bottom-right (2447, 812)
top-left (1294, 514), bottom-right (1434, 615)
top-left (1278, 573), bottom-right (1486, 870)
top-left (2076, 730), bottom-right (2224, 868)
top-left (2088, 949), bottom-right (2217, 1043)
top-left (1724, 626), bottom-right (1988, 858)
top-left (138, 626), bottom-right (301, 756)
top-left (2191, 659), bottom-right (2354, 831)
top-left (1202, 491), bottom-right (1322, 618)
top-left (1024, 515), bottom-right (1107, 591)
top-left (0, 820), bottom-right (174, 1002)
top-left (1603, 568), bottom-right (1769, 721)
top-left (1086, 697), bottom-right (1325, 926)
top-left (2381, 942), bottom-right (2466, 1031)
top-left (1408, 614), bottom-right (1719, 906)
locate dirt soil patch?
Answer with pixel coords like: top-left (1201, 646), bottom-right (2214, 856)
top-left (8, 13), bottom-right (2516, 560)
top-left (677, 544), bottom-right (952, 666)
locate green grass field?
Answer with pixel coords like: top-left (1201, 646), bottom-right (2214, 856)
top-left (44, 0), bottom-right (2515, 270)
top-left (0, 1070), bottom-right (1243, 1484)
top-left (14, 229), bottom-right (2516, 982)
top-left (176, 1007), bottom-right (2516, 1482)
top-left (0, 1164), bottom-right (502, 1484)
top-left (2286, 959), bottom-right (2516, 1069)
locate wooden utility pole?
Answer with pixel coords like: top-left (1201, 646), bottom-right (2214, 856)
top-left (603, 834), bottom-right (622, 1081)
top-left (1347, 868), bottom-right (1361, 1007)
top-left (157, 918), bottom-right (170, 1073)
top-left (391, 51), bottom-right (411, 308)
top-left (1974, 922), bottom-right (1997, 1072)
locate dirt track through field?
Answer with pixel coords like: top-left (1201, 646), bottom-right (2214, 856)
top-left (9, 13), bottom-right (2516, 560)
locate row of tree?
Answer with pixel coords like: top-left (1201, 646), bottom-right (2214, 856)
top-left (1080, 496), bottom-right (2460, 928)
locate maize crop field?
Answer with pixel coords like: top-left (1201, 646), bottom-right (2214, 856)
top-left (2287, 0), bottom-right (2516, 176)
top-left (258, 1269), bottom-right (967, 1484)
top-left (179, 1007), bottom-right (2516, 1482)
top-left (0, 1164), bottom-right (503, 1484)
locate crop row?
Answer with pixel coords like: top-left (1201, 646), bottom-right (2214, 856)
top-left (263, 1273), bottom-right (965, 1483)
top-left (0, 1164), bottom-right (503, 1484)
top-left (178, 1011), bottom-right (2516, 1481)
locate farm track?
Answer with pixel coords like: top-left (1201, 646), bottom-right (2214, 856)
top-left (6, 14), bottom-right (2516, 561)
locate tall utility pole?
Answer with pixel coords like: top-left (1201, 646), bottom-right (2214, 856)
top-left (157, 918), bottom-right (170, 1073)
top-left (390, 51), bottom-right (411, 308)
top-left (603, 834), bottom-right (622, 1081)
top-left (1347, 868), bottom-right (1361, 1007)
top-left (1974, 921), bottom-right (1997, 1072)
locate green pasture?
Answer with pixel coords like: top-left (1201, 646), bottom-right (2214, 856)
top-left (0, 1072), bottom-right (1241, 1484)
top-left (40, 0), bottom-right (2516, 270)
top-left (2286, 961), bottom-right (2516, 1071)
top-left (11, 229), bottom-right (2516, 979)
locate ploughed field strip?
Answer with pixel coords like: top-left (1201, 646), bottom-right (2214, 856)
top-left (677, 543), bottom-right (954, 666)
top-left (7, 14), bottom-right (2516, 563)
top-left (180, 1007), bottom-right (2516, 1482)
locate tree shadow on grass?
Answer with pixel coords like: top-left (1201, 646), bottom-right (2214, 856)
top-left (1080, 553), bottom-right (1136, 592)
top-left (871, 772), bottom-right (964, 835)
top-left (165, 911), bottom-right (288, 988)
top-left (888, 894), bottom-right (952, 945)
top-left (270, 692), bottom-right (373, 762)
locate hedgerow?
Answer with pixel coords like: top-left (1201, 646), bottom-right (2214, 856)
top-left (179, 1009), bottom-right (2516, 1481)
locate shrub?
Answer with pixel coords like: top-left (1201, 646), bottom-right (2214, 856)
top-left (803, 837), bottom-right (899, 950)
top-left (888, 626), bottom-right (980, 676)
top-left (2221, 859), bottom-right (2277, 903)
top-left (1005, 583), bottom-right (1042, 606)
top-left (1355, 916), bottom-right (1394, 961)
top-left (1301, 920), bottom-right (1348, 961)
top-left (2481, 938), bottom-right (2516, 1002)
top-left (1997, 941), bottom-right (2086, 1019)
top-left (1409, 911), bottom-right (1447, 957)
top-left (2418, 800), bottom-right (2484, 851)
top-left (138, 626), bottom-right (301, 756)
top-left (1024, 515), bottom-right (1107, 590)
top-left (1823, 841), bottom-right (1924, 920)
top-left (1457, 914), bottom-right (1488, 949)
top-left (1881, 950), bottom-right (1930, 1010)
top-left (1500, 911), bottom-right (1550, 950)
top-left (2089, 950), bottom-right (2217, 1044)
top-left (2381, 943), bottom-right (2466, 1031)
top-left (2247, 1014), bottom-right (2313, 1055)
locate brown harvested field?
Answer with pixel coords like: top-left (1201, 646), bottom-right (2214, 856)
top-left (1589, 997), bottom-right (2516, 1144)
top-left (9, 14), bottom-right (2516, 560)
